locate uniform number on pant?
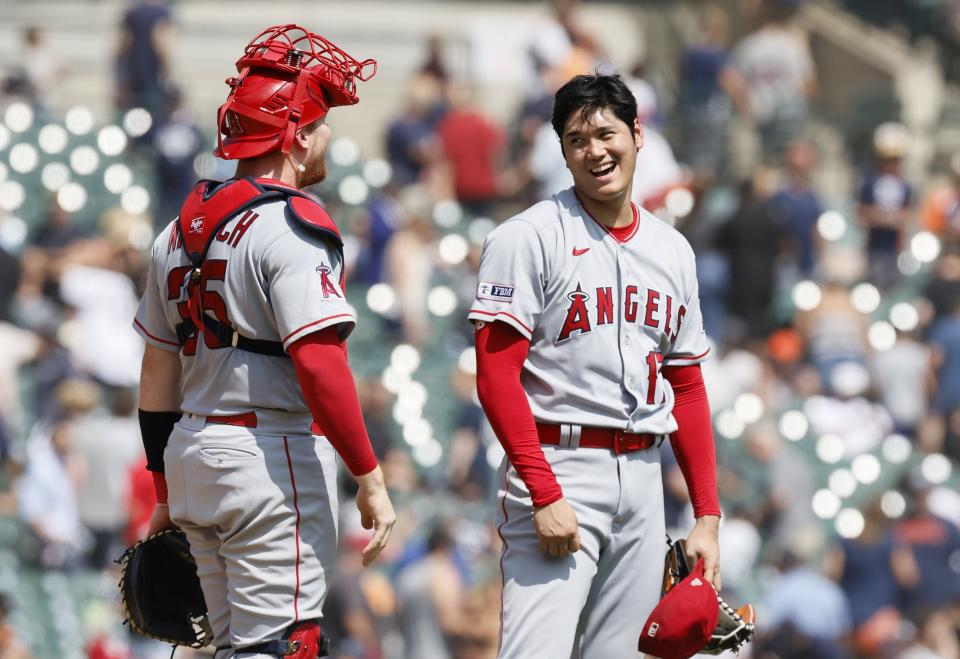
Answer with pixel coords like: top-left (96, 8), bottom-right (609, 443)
top-left (645, 350), bottom-right (663, 405)
top-left (166, 259), bottom-right (231, 355)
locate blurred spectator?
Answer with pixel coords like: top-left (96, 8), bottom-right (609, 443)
top-left (0, 593), bottom-right (31, 659)
top-left (385, 75), bottom-right (445, 188)
top-left (716, 169), bottom-right (788, 338)
top-left (795, 281), bottom-right (868, 388)
top-left (419, 34), bottom-right (450, 86)
top-left (896, 608), bottom-right (960, 659)
top-left (928, 298), bottom-right (960, 417)
top-left (3, 27), bottom-right (61, 115)
top-left (763, 550), bottom-right (852, 654)
top-left (895, 479), bottom-right (960, 615)
top-left (923, 249), bottom-right (960, 322)
top-left (114, 0), bottom-right (173, 118)
top-left (351, 190), bottom-right (402, 286)
top-left (631, 125), bottom-right (684, 212)
top-left (152, 87), bottom-right (204, 227)
top-left (675, 5), bottom-right (746, 180)
top-left (323, 515), bottom-right (392, 659)
top-left (16, 412), bottom-right (88, 570)
top-left (444, 365), bottom-right (492, 502)
top-left (828, 499), bottom-right (919, 657)
top-left (858, 122), bottom-right (913, 289)
top-left (385, 187), bottom-right (436, 346)
top-left (29, 201), bottom-right (86, 253)
top-left (0, 238), bottom-right (20, 323)
top-left (395, 524), bottom-right (464, 659)
top-left (732, 0), bottom-right (816, 161)
top-left (920, 150), bottom-right (960, 245)
top-left (769, 140), bottom-right (823, 277)
top-left (72, 386), bottom-right (142, 569)
top-left (436, 84), bottom-right (505, 217)
top-left (871, 325), bottom-right (931, 434)
top-left (356, 378), bottom-right (397, 461)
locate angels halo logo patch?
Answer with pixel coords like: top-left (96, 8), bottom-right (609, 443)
top-left (190, 216), bottom-right (204, 233)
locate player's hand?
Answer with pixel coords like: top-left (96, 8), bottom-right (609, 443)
top-left (145, 503), bottom-right (177, 537)
top-left (354, 466), bottom-right (397, 567)
top-left (533, 497), bottom-right (580, 559)
top-left (685, 514), bottom-right (721, 592)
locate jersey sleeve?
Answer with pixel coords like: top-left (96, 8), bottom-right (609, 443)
top-left (133, 232), bottom-right (181, 352)
top-left (262, 228), bottom-right (356, 351)
top-left (665, 246), bottom-right (710, 366)
top-left (468, 219), bottom-right (547, 341)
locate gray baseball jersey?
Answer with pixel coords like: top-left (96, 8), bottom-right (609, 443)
top-left (134, 188), bottom-right (354, 653)
top-left (134, 198), bottom-right (354, 417)
top-left (468, 187), bottom-right (710, 434)
top-left (470, 187), bottom-right (710, 658)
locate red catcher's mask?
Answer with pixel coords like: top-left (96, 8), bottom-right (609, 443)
top-left (214, 24), bottom-right (376, 160)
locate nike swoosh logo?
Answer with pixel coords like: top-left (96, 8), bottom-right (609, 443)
top-left (572, 247), bottom-right (590, 256)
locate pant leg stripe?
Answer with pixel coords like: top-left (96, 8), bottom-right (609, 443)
top-left (283, 436), bottom-right (302, 623)
top-left (496, 464), bottom-right (511, 655)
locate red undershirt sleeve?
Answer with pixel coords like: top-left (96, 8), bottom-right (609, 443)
top-left (475, 321), bottom-right (563, 507)
top-left (289, 327), bottom-right (378, 477)
top-left (662, 363), bottom-right (721, 518)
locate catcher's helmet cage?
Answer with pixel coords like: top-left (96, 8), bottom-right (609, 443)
top-left (214, 24), bottom-right (376, 160)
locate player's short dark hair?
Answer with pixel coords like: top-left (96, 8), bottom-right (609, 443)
top-left (551, 73), bottom-right (637, 140)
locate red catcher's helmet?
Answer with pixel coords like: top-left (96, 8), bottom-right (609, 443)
top-left (214, 24), bottom-right (376, 160)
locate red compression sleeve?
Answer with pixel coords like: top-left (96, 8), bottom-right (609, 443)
top-left (662, 364), bottom-right (721, 518)
top-left (476, 322), bottom-right (563, 507)
top-left (289, 327), bottom-right (378, 477)
top-left (152, 472), bottom-right (168, 504)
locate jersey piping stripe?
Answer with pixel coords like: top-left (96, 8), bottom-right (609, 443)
top-left (468, 309), bottom-right (533, 335)
top-left (133, 319), bottom-right (180, 347)
top-left (664, 346), bottom-right (711, 362)
top-left (282, 313), bottom-right (355, 344)
top-left (283, 437), bottom-right (302, 623)
top-left (574, 192), bottom-right (641, 244)
top-left (495, 466), bottom-right (511, 655)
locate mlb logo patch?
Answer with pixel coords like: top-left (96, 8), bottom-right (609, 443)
top-left (691, 578), bottom-right (703, 587)
top-left (190, 216), bottom-right (204, 233)
top-left (478, 282), bottom-right (515, 303)
top-left (647, 622), bottom-right (660, 637)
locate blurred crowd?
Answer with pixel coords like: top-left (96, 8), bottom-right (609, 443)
top-left (0, 0), bottom-right (959, 658)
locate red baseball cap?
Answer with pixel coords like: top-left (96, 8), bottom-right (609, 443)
top-left (638, 559), bottom-right (719, 659)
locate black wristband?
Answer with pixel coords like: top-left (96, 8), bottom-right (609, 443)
top-left (139, 410), bottom-right (181, 473)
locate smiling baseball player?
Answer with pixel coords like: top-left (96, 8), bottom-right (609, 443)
top-left (470, 73), bottom-right (722, 658)
top-left (134, 25), bottom-right (395, 658)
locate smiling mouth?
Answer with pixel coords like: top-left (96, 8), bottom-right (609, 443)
top-left (591, 163), bottom-right (616, 177)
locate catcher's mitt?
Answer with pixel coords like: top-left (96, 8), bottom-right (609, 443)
top-left (662, 538), bottom-right (756, 655)
top-left (118, 529), bottom-right (213, 648)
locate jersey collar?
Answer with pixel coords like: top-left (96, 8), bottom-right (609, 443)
top-left (574, 191), bottom-right (640, 244)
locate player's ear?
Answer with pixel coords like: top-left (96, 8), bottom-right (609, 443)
top-left (634, 117), bottom-right (644, 151)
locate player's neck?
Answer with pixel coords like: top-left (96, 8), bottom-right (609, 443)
top-left (577, 191), bottom-right (634, 229)
top-left (235, 156), bottom-right (299, 188)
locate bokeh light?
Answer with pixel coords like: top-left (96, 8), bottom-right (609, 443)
top-left (0, 181), bottom-right (25, 211)
top-left (362, 158), bottom-right (392, 188)
top-left (426, 286), bottom-right (458, 317)
top-left (433, 200), bottom-right (463, 228)
top-left (390, 344), bottom-right (421, 374)
top-left (9, 143), bottom-right (39, 173)
top-left (121, 185), bottom-right (151, 214)
top-left (851, 454), bottom-right (881, 484)
top-left (828, 468), bottom-right (857, 498)
top-left (817, 211), bottom-right (847, 241)
top-left (338, 175), bottom-right (369, 205)
top-left (778, 410), bottom-right (809, 441)
top-left (69, 146), bottom-right (100, 176)
top-left (0, 125), bottom-right (10, 152)
top-left (816, 434), bottom-right (845, 464)
top-left (97, 126), bottom-right (128, 156)
top-left (65, 106), bottom-right (95, 136)
top-left (715, 409), bottom-right (745, 440)
top-left (122, 108), bottom-right (152, 137)
top-left (868, 321), bottom-right (896, 351)
top-left (811, 489), bottom-right (841, 519)
top-left (791, 280), bottom-right (821, 311)
top-left (910, 231), bottom-right (941, 263)
top-left (850, 283), bottom-right (880, 314)
top-left (920, 453), bottom-right (952, 484)
top-left (881, 490), bottom-right (906, 519)
top-left (4, 103), bottom-right (34, 133)
top-left (41, 162), bottom-right (70, 192)
top-left (57, 182), bottom-right (87, 212)
top-left (366, 283), bottom-right (396, 315)
top-left (835, 508), bottom-right (865, 539)
top-left (881, 434), bottom-right (912, 464)
top-left (438, 234), bottom-right (469, 265)
top-left (103, 163), bottom-right (133, 194)
top-left (38, 124), bottom-right (69, 154)
top-left (665, 187), bottom-right (695, 218)
top-left (329, 137), bottom-right (360, 167)
top-left (889, 302), bottom-right (919, 332)
top-left (734, 393), bottom-right (764, 424)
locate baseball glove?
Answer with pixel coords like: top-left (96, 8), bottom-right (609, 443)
top-left (118, 529), bottom-right (213, 648)
top-left (662, 538), bottom-right (756, 655)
